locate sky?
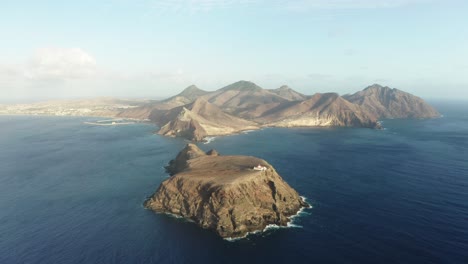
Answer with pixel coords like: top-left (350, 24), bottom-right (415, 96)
top-left (0, 0), bottom-right (467, 102)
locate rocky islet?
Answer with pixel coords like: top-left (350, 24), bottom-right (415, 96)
top-left (145, 144), bottom-right (309, 238)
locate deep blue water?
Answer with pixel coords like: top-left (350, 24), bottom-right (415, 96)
top-left (1, 101), bottom-right (467, 264)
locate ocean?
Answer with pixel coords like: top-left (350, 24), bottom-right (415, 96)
top-left (1, 101), bottom-right (467, 264)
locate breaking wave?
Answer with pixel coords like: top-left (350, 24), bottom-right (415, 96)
top-left (225, 196), bottom-right (312, 242)
top-left (203, 137), bottom-right (216, 144)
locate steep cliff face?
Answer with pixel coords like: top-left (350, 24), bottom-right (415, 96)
top-left (145, 144), bottom-right (309, 238)
top-left (343, 84), bottom-right (440, 119)
top-left (156, 110), bottom-right (208, 141)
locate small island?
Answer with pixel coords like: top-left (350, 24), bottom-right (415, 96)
top-left (144, 144), bottom-right (309, 239)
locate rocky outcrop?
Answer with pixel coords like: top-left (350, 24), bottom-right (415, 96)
top-left (151, 98), bottom-right (259, 141)
top-left (343, 84), bottom-right (440, 119)
top-left (165, 143), bottom-right (208, 175)
top-left (206, 149), bottom-right (219, 156)
top-left (145, 144), bottom-right (309, 239)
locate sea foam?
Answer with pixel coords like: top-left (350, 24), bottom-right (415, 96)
top-left (224, 196), bottom-right (311, 241)
top-left (203, 137), bottom-right (216, 144)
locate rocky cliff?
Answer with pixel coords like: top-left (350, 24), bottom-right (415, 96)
top-left (150, 98), bottom-right (259, 141)
top-left (145, 144), bottom-right (309, 238)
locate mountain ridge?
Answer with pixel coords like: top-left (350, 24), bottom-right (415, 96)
top-left (267, 85), bottom-right (308, 101)
top-left (343, 84), bottom-right (440, 118)
top-left (151, 97), bottom-right (259, 141)
top-left (2, 80), bottom-right (439, 141)
top-left (124, 81), bottom-right (438, 141)
top-left (256, 92), bottom-right (379, 128)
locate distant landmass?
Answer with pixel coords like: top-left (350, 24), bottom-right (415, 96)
top-left (0, 97), bottom-right (149, 118)
top-left (0, 81), bottom-right (440, 141)
top-left (343, 84), bottom-right (440, 119)
top-left (144, 143), bottom-right (309, 238)
top-left (122, 81), bottom-right (439, 141)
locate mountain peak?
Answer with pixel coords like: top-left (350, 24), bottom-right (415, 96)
top-left (184, 84), bottom-right (199, 90)
top-left (309, 92), bottom-right (340, 101)
top-left (269, 85), bottom-right (307, 101)
top-left (278, 85), bottom-right (291, 91)
top-left (364, 84), bottom-right (393, 92)
top-left (165, 143), bottom-right (207, 175)
top-left (178, 85), bottom-right (207, 98)
top-left (220, 80), bottom-right (263, 92)
top-left (344, 84), bottom-right (440, 119)
top-left (160, 85), bottom-right (209, 106)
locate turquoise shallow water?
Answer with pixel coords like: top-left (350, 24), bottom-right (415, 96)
top-left (1, 101), bottom-right (467, 263)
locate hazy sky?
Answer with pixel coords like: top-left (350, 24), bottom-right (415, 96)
top-left (1, 0), bottom-right (467, 102)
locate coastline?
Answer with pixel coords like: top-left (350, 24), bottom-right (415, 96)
top-left (195, 123), bottom-right (387, 143)
top-left (201, 127), bottom-right (264, 143)
top-left (83, 120), bottom-right (136, 126)
top-left (144, 197), bottom-right (311, 242)
top-left (0, 113), bottom-right (150, 122)
top-left (224, 196), bottom-right (311, 242)
top-left (0, 114), bottom-right (152, 127)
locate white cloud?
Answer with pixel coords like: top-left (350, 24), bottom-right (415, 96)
top-left (24, 48), bottom-right (97, 80)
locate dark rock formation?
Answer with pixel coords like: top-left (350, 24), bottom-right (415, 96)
top-left (206, 149), bottom-right (219, 156)
top-left (145, 144), bottom-right (309, 238)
